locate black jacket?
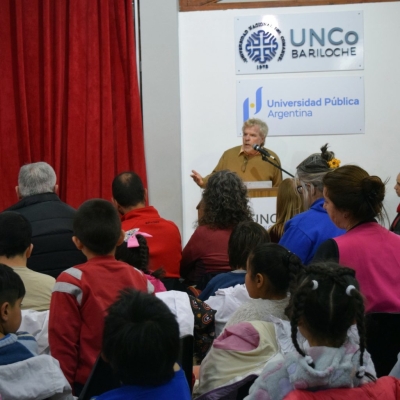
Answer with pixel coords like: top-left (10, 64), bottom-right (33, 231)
top-left (5, 193), bottom-right (86, 278)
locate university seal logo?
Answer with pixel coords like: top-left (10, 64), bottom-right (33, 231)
top-left (238, 21), bottom-right (286, 71)
top-left (246, 30), bottom-right (279, 63)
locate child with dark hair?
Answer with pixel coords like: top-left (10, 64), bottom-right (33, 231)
top-left (197, 244), bottom-right (302, 395)
top-left (199, 221), bottom-right (270, 301)
top-left (246, 262), bottom-right (376, 400)
top-left (115, 229), bottom-right (166, 293)
top-left (49, 199), bottom-right (152, 395)
top-left (224, 243), bottom-right (303, 329)
top-left (0, 264), bottom-right (72, 399)
top-left (92, 289), bottom-right (191, 400)
top-left (0, 211), bottom-right (55, 311)
top-left (0, 263), bottom-right (30, 363)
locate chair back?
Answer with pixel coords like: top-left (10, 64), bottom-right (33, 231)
top-left (366, 313), bottom-right (400, 377)
top-left (179, 334), bottom-right (194, 391)
top-left (77, 356), bottom-right (119, 400)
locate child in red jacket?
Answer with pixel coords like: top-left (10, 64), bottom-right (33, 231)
top-left (49, 199), bottom-right (151, 395)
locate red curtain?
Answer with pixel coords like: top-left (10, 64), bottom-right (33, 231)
top-left (0, 0), bottom-right (147, 210)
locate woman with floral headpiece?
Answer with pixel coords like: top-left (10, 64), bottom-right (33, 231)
top-left (313, 165), bottom-right (400, 377)
top-left (279, 144), bottom-right (345, 264)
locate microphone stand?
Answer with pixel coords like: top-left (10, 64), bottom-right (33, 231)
top-left (261, 155), bottom-right (294, 178)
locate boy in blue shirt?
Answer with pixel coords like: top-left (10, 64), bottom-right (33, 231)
top-left (0, 264), bottom-right (72, 398)
top-left (92, 289), bottom-right (191, 400)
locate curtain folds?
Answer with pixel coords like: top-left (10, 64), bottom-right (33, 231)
top-left (0, 0), bottom-right (146, 210)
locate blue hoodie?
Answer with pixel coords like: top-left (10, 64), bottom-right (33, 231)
top-left (279, 198), bottom-right (345, 264)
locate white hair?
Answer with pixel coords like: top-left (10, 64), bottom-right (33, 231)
top-left (18, 162), bottom-right (57, 197)
top-left (242, 118), bottom-right (269, 141)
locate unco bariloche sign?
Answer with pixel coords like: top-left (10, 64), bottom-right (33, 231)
top-left (235, 11), bottom-right (364, 74)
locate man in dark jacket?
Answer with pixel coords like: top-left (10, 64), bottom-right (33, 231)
top-left (5, 162), bottom-right (86, 278)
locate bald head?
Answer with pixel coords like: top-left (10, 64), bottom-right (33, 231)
top-left (112, 172), bottom-right (145, 209)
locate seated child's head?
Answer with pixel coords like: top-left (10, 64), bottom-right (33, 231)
top-left (102, 288), bottom-right (180, 386)
top-left (0, 264), bottom-right (25, 336)
top-left (73, 199), bottom-right (123, 256)
top-left (115, 230), bottom-right (150, 273)
top-left (115, 230), bottom-right (165, 279)
top-left (0, 212), bottom-right (32, 259)
top-left (245, 243), bottom-right (303, 299)
top-left (287, 262), bottom-right (367, 373)
top-left (228, 221), bottom-right (270, 270)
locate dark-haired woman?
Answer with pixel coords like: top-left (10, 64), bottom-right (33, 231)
top-left (314, 165), bottom-right (400, 376)
top-left (180, 170), bottom-right (253, 289)
top-left (279, 145), bottom-right (345, 264)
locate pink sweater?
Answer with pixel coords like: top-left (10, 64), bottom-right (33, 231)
top-left (334, 222), bottom-right (400, 313)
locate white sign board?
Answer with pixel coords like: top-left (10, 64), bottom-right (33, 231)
top-left (249, 196), bottom-right (277, 230)
top-left (237, 76), bottom-right (364, 136)
top-left (235, 12), bottom-right (364, 74)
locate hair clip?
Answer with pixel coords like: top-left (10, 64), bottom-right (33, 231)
top-left (304, 355), bottom-right (314, 365)
top-left (124, 229), bottom-right (153, 248)
top-left (327, 158), bottom-right (341, 169)
top-left (356, 366), bottom-right (366, 378)
top-left (311, 280), bottom-right (318, 290)
top-left (345, 285), bottom-right (356, 296)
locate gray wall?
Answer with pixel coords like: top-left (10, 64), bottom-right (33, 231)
top-left (139, 0), bottom-right (183, 231)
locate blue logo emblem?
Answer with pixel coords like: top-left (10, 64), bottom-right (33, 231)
top-left (243, 87), bottom-right (263, 122)
top-left (246, 31), bottom-right (279, 64)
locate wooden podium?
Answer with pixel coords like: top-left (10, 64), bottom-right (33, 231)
top-left (245, 181), bottom-right (278, 198)
top-left (245, 182), bottom-right (278, 228)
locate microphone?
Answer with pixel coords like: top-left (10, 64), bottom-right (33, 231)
top-left (253, 144), bottom-right (276, 160)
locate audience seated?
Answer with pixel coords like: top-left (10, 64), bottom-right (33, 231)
top-left (49, 199), bottom-right (151, 395)
top-left (314, 165), bottom-right (400, 376)
top-left (0, 264), bottom-right (72, 399)
top-left (279, 144), bottom-right (345, 264)
top-left (4, 162), bottom-right (86, 278)
top-left (115, 229), bottom-right (166, 293)
top-left (181, 170), bottom-right (253, 289)
top-left (199, 221), bottom-right (270, 301)
top-left (246, 262), bottom-right (376, 400)
top-left (112, 171), bottom-right (183, 290)
top-left (224, 243), bottom-right (302, 330)
top-left (0, 212), bottom-right (55, 311)
top-left (196, 244), bottom-right (303, 395)
top-left (90, 289), bottom-right (191, 400)
top-left (268, 178), bottom-right (303, 243)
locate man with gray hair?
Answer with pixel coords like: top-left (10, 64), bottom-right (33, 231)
top-left (4, 162), bottom-right (86, 278)
top-left (191, 118), bottom-right (282, 188)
